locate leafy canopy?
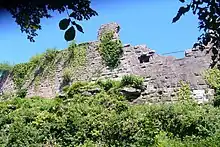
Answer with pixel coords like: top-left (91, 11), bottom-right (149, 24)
top-left (0, 0), bottom-right (98, 42)
top-left (173, 0), bottom-right (220, 68)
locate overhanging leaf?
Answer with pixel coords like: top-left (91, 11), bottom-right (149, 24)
top-left (64, 26), bottom-right (76, 41)
top-left (59, 18), bottom-right (70, 30)
top-left (72, 22), bottom-right (84, 33)
top-left (178, 5), bottom-right (190, 15)
top-left (172, 13), bottom-right (182, 23)
top-left (172, 5), bottom-right (190, 23)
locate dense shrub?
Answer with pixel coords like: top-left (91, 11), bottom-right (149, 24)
top-left (0, 62), bottom-right (13, 72)
top-left (99, 31), bottom-right (123, 69)
top-left (205, 68), bottom-right (220, 89)
top-left (66, 41), bottom-right (86, 67)
top-left (120, 74), bottom-right (144, 89)
top-left (16, 88), bottom-right (28, 98)
top-left (12, 63), bottom-right (32, 89)
top-left (177, 81), bottom-right (192, 101)
top-left (0, 94), bottom-right (220, 146)
top-left (205, 68), bottom-right (220, 106)
top-left (96, 78), bottom-right (120, 91)
top-left (1, 74), bottom-right (220, 146)
top-left (62, 67), bottom-right (72, 83)
top-left (43, 48), bottom-right (59, 64)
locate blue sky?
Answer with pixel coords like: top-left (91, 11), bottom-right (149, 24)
top-left (0, 0), bottom-right (201, 64)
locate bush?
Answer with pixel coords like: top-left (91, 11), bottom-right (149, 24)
top-left (62, 67), bottom-right (72, 83)
top-left (43, 48), bottom-right (59, 65)
top-left (205, 68), bottom-right (220, 89)
top-left (0, 95), bottom-right (220, 146)
top-left (2, 70), bottom-right (220, 146)
top-left (0, 62), bottom-right (13, 72)
top-left (177, 81), bottom-right (192, 101)
top-left (205, 68), bottom-right (220, 107)
top-left (65, 81), bottom-right (89, 97)
top-left (99, 31), bottom-right (123, 69)
top-left (29, 54), bottom-right (44, 69)
top-left (12, 63), bottom-right (31, 89)
top-left (0, 92), bottom-right (15, 101)
top-left (214, 88), bottom-right (220, 107)
top-left (96, 79), bottom-right (120, 91)
top-left (16, 88), bottom-right (27, 98)
top-left (120, 75), bottom-right (144, 89)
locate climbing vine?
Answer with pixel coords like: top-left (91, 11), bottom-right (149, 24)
top-left (11, 48), bottom-right (59, 90)
top-left (177, 81), bottom-right (192, 101)
top-left (0, 62), bottom-right (13, 72)
top-left (61, 41), bottom-right (87, 85)
top-left (204, 68), bottom-right (220, 106)
top-left (12, 63), bottom-right (32, 89)
top-left (99, 31), bottom-right (123, 69)
top-left (9, 42), bottom-right (87, 93)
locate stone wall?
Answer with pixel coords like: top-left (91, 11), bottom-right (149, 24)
top-left (0, 22), bottom-right (215, 103)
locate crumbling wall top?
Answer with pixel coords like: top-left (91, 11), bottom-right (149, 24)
top-left (97, 22), bottom-right (120, 41)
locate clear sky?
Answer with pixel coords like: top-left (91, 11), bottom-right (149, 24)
top-left (0, 0), bottom-right (201, 64)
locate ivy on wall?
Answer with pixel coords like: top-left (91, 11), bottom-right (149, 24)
top-left (99, 31), bottom-right (123, 69)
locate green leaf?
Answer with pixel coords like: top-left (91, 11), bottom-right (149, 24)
top-left (72, 22), bottom-right (84, 33)
top-left (172, 13), bottom-right (181, 23)
top-left (64, 26), bottom-right (76, 41)
top-left (59, 18), bottom-right (70, 30)
top-left (177, 5), bottom-right (190, 16)
top-left (69, 12), bottom-right (76, 18)
top-left (172, 5), bottom-right (190, 23)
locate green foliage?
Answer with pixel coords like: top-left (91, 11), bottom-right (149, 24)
top-left (2, 0), bottom-right (98, 42)
top-left (64, 26), bottom-right (76, 41)
top-left (154, 131), bottom-right (220, 147)
top-left (213, 89), bottom-right (220, 107)
top-left (66, 42), bottom-right (86, 67)
top-left (0, 94), bottom-right (220, 146)
top-left (0, 92), bottom-right (15, 101)
top-left (29, 54), bottom-right (44, 67)
top-left (43, 48), bottom-right (59, 65)
top-left (11, 49), bottom-right (59, 89)
top-left (62, 68), bottom-right (72, 83)
top-left (99, 31), bottom-right (123, 69)
top-left (60, 41), bottom-right (87, 85)
top-left (205, 68), bottom-right (220, 89)
top-left (12, 63), bottom-right (32, 89)
top-left (8, 43), bottom-right (87, 93)
top-left (16, 88), bottom-right (27, 98)
top-left (177, 81), bottom-right (192, 101)
top-left (0, 62), bottom-right (13, 72)
top-left (59, 18), bottom-right (70, 30)
top-left (205, 68), bottom-right (220, 107)
top-left (120, 74), bottom-right (144, 89)
top-left (174, 0), bottom-right (219, 68)
top-left (65, 81), bottom-right (89, 97)
top-left (96, 78), bottom-right (120, 91)
top-left (64, 75), bottom-right (144, 100)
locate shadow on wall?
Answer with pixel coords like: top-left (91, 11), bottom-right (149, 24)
top-left (0, 71), bottom-right (9, 93)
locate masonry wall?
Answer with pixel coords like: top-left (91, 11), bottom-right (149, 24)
top-left (0, 23), bottom-right (215, 104)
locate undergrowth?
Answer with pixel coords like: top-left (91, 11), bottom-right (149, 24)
top-left (0, 85), bottom-right (220, 146)
top-left (62, 41), bottom-right (87, 84)
top-left (205, 68), bottom-right (220, 107)
top-left (1, 69), bottom-right (220, 146)
top-left (177, 81), bottom-right (192, 101)
top-left (0, 62), bottom-right (13, 72)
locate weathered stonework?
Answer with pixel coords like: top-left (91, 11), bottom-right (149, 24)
top-left (0, 22), bottom-right (215, 104)
top-left (97, 22), bottom-right (120, 41)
